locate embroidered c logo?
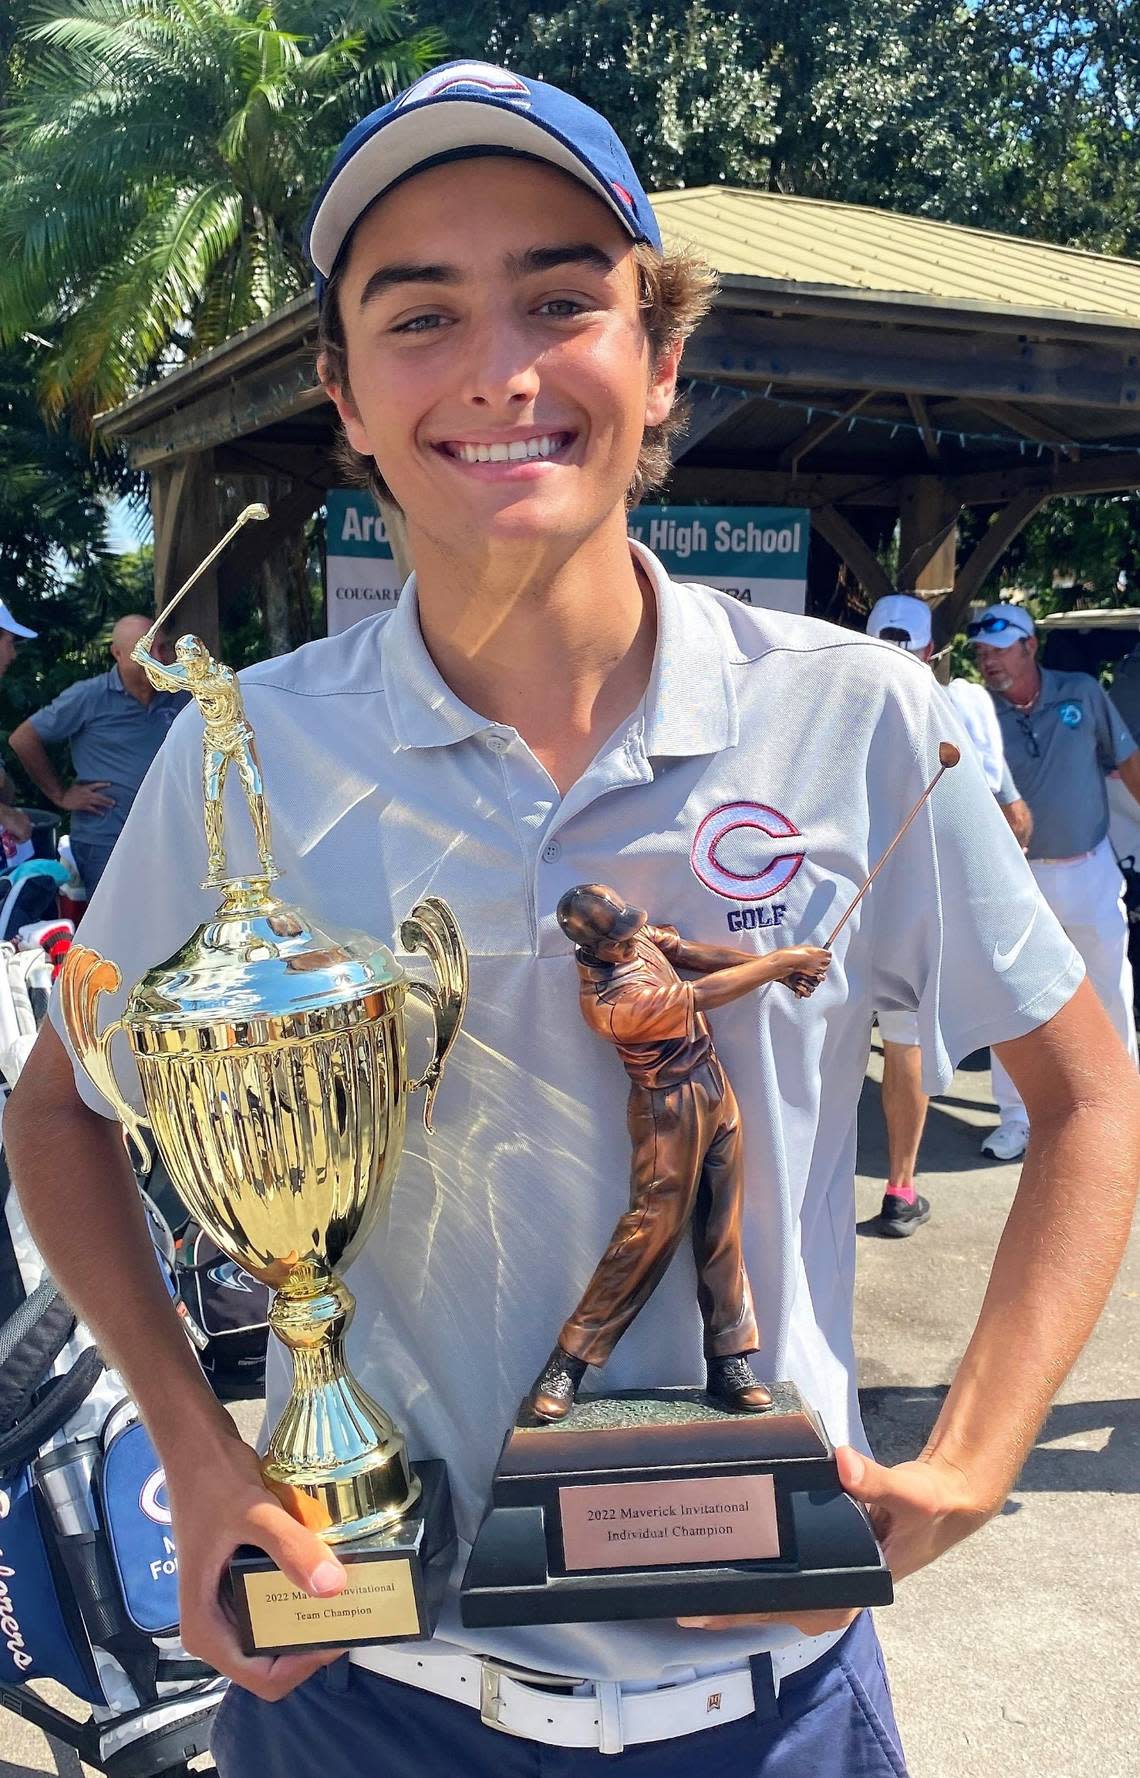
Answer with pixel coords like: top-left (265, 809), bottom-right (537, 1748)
top-left (691, 802), bottom-right (806, 902)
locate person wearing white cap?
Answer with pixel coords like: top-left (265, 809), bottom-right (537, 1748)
top-left (972, 601), bottom-right (1140, 1160)
top-left (865, 594), bottom-right (1030, 1230)
top-left (0, 599), bottom-right (38, 846)
top-left (5, 62), bottom-right (1140, 1778)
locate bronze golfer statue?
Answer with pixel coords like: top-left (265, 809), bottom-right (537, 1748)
top-left (528, 885), bottom-right (830, 1422)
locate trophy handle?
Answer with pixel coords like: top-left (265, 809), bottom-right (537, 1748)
top-left (398, 897), bottom-right (469, 1134)
top-left (58, 945), bottom-right (152, 1174)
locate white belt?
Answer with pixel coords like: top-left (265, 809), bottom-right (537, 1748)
top-left (352, 1629), bottom-right (846, 1755)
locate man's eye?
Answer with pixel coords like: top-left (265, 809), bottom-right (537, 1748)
top-left (391, 313), bottom-right (448, 334)
top-left (537, 298), bottom-right (585, 318)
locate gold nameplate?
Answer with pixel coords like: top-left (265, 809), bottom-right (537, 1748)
top-left (240, 1558), bottom-right (422, 1651)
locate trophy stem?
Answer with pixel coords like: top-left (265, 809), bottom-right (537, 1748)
top-left (263, 1277), bottom-right (421, 1543)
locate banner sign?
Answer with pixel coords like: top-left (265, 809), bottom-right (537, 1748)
top-left (628, 506), bottom-right (809, 614)
top-left (325, 490), bottom-right (403, 636)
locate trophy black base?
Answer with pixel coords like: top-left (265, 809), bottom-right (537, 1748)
top-left (460, 1385), bottom-right (891, 1628)
top-left (231, 1459), bottom-right (455, 1654)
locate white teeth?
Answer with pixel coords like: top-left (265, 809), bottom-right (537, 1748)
top-left (452, 434), bottom-right (564, 463)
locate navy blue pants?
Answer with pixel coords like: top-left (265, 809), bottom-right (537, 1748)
top-left (211, 1613), bottom-right (908, 1777)
top-left (71, 838), bottom-right (116, 897)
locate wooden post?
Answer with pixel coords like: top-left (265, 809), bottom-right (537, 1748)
top-left (897, 477), bottom-right (960, 598)
top-left (150, 453), bottom-right (221, 653)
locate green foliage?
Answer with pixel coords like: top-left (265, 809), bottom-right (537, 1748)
top-left (422, 3), bottom-right (1140, 246)
top-left (0, 0), bottom-right (442, 424)
top-left (1001, 497), bottom-right (1140, 613)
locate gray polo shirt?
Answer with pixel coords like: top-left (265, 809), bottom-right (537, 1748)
top-left (991, 667), bottom-right (1136, 860)
top-left (29, 667), bottom-right (188, 846)
top-left (52, 547), bottom-right (1081, 1682)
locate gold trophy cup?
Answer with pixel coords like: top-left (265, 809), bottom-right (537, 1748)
top-left (60, 506), bottom-right (469, 1653)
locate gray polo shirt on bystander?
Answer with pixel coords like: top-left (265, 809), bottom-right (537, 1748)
top-left (29, 666), bottom-right (188, 847)
top-left (991, 667), bottom-right (1136, 861)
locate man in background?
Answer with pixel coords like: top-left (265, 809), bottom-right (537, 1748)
top-left (972, 600), bottom-right (1140, 1159)
top-left (866, 594), bottom-right (1030, 1230)
top-left (0, 598), bottom-right (38, 847)
top-left (8, 615), bottom-right (185, 894)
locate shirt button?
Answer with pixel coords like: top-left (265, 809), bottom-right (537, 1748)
top-left (542, 840), bottom-right (562, 863)
top-left (484, 734), bottom-right (508, 754)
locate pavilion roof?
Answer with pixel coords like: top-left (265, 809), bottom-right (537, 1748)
top-left (653, 187), bottom-right (1140, 335)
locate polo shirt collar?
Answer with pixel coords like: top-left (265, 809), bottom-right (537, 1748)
top-left (382, 577), bottom-right (496, 751)
top-left (108, 665), bottom-right (126, 695)
top-left (634, 542), bottom-right (739, 759)
top-left (381, 542), bottom-right (739, 758)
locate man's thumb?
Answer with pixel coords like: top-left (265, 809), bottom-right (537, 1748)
top-left (835, 1444), bottom-right (891, 1503)
top-left (249, 1501), bottom-right (346, 1598)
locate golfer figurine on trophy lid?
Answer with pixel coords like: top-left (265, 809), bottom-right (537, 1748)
top-left (462, 745), bottom-right (960, 1628)
top-left (59, 505), bottom-right (470, 1657)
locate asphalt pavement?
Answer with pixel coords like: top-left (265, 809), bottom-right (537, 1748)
top-left (1, 1039), bottom-right (1135, 1776)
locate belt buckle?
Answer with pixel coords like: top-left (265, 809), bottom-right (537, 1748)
top-left (479, 1658), bottom-right (585, 1738)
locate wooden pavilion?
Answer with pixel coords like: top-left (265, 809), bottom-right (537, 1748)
top-left (96, 187), bottom-right (1140, 650)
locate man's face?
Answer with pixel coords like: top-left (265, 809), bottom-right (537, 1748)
top-left (0, 631), bottom-right (17, 678)
top-left (323, 158), bottom-right (679, 554)
top-left (975, 636), bottom-right (1035, 691)
top-left (590, 907), bottom-right (648, 962)
top-left (111, 617), bottom-right (154, 698)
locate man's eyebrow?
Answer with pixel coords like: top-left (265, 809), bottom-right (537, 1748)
top-left (507, 243), bottom-right (616, 277)
top-left (357, 262), bottom-right (460, 307)
top-left (355, 242), bottom-right (616, 308)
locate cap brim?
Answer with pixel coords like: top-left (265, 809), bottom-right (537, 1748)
top-left (1, 621), bottom-right (37, 639)
top-left (308, 97), bottom-right (650, 281)
top-left (972, 628), bottom-right (1031, 648)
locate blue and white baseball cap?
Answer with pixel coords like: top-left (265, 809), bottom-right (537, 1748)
top-left (966, 603), bottom-right (1035, 649)
top-left (304, 61), bottom-right (662, 303)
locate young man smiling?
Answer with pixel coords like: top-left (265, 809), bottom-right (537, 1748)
top-left (7, 64), bottom-right (1140, 1778)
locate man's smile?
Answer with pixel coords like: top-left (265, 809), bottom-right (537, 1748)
top-left (433, 429), bottom-right (576, 464)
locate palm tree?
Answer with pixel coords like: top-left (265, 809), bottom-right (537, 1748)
top-left (0, 0), bottom-right (442, 426)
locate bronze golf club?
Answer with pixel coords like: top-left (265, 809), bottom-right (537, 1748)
top-left (823, 742), bottom-right (961, 950)
top-left (782, 742), bottom-right (961, 993)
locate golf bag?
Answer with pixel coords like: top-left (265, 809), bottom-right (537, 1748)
top-left (175, 1224), bottom-right (270, 1401)
top-left (0, 949), bottom-right (225, 1775)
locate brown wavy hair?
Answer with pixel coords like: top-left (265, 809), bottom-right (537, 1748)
top-left (316, 240), bottom-right (717, 511)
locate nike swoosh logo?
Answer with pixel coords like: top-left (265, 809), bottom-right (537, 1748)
top-left (994, 905), bottom-right (1038, 973)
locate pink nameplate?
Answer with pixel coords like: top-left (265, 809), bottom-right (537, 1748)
top-left (559, 1474), bottom-right (780, 1571)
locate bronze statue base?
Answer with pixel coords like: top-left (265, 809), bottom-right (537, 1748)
top-left (231, 1460), bottom-right (455, 1655)
top-left (460, 1386), bottom-right (891, 1627)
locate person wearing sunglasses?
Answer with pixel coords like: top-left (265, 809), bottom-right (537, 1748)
top-left (972, 602), bottom-right (1140, 1160)
top-left (865, 595), bottom-right (1031, 1230)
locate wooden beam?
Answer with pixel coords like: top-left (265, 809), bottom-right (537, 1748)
top-left (779, 393), bottom-right (874, 472)
top-left (150, 454), bottom-right (221, 652)
top-left (934, 488), bottom-right (1050, 641)
top-left (128, 357), bottom-right (326, 468)
top-left (672, 381), bottom-right (754, 459)
top-left (810, 505), bottom-right (896, 604)
top-left (947, 452), bottom-right (1140, 504)
top-left (970, 399), bottom-right (1079, 459)
top-left (217, 478), bottom-right (326, 602)
top-left (682, 314), bottom-right (1140, 409)
top-left (897, 478), bottom-right (961, 592)
top-left (906, 394), bottom-right (940, 461)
